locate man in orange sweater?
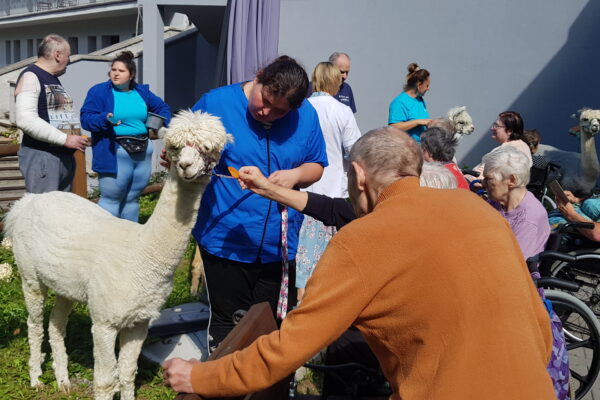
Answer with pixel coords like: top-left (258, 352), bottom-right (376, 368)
top-left (163, 127), bottom-right (556, 399)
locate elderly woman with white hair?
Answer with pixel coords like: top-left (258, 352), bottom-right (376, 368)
top-left (420, 161), bottom-right (458, 189)
top-left (483, 146), bottom-right (550, 259)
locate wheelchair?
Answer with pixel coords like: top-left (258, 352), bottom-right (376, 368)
top-left (530, 222), bottom-right (600, 399)
top-left (465, 165), bottom-right (600, 399)
top-left (527, 161), bottom-right (561, 210)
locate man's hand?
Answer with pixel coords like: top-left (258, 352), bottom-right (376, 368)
top-left (64, 135), bottom-right (89, 152)
top-left (238, 166), bottom-right (271, 194)
top-left (268, 169), bottom-right (300, 189)
top-left (162, 358), bottom-right (199, 393)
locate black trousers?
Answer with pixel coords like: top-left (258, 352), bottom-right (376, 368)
top-left (202, 251), bottom-right (297, 350)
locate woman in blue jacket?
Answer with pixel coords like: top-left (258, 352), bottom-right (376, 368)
top-left (80, 51), bottom-right (171, 222)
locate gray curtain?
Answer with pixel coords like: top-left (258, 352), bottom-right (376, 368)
top-left (226, 0), bottom-right (280, 85)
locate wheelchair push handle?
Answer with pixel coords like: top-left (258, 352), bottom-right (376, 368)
top-left (461, 169), bottom-right (480, 177)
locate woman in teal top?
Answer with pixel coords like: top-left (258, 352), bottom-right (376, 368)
top-left (388, 63), bottom-right (432, 142)
top-left (81, 51), bottom-right (171, 221)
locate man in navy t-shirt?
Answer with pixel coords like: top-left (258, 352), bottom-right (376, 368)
top-left (329, 52), bottom-right (357, 113)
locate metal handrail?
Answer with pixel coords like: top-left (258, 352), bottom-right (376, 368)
top-left (0, 0), bottom-right (128, 18)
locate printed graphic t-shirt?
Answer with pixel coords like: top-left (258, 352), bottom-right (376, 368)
top-left (17, 64), bottom-right (80, 152)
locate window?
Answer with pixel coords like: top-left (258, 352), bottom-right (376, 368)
top-left (68, 37), bottom-right (78, 55)
top-left (5, 41), bottom-right (11, 64)
top-left (87, 36), bottom-right (97, 53)
top-left (101, 35), bottom-right (119, 48)
top-left (12, 40), bottom-right (20, 62)
top-left (27, 39), bottom-right (34, 58)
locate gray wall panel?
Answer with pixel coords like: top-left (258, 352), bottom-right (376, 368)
top-left (278, 0), bottom-right (598, 166)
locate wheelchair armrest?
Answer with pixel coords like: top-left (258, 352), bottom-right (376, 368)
top-left (557, 221), bottom-right (595, 233)
top-left (536, 250), bottom-right (600, 264)
top-left (536, 277), bottom-right (581, 292)
top-left (536, 251), bottom-right (578, 263)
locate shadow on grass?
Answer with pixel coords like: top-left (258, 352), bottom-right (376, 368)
top-left (64, 308), bottom-right (94, 369)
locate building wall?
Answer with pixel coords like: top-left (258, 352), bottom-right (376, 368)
top-left (164, 31), bottom-right (219, 113)
top-left (278, 0), bottom-right (600, 166)
top-left (0, 14), bottom-right (138, 66)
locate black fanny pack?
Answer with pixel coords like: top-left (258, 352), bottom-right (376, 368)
top-left (115, 134), bottom-right (149, 154)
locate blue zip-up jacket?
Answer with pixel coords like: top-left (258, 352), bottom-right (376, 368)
top-left (191, 83), bottom-right (328, 263)
top-left (80, 80), bottom-right (171, 174)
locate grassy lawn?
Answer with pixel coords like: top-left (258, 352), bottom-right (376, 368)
top-left (0, 191), bottom-right (198, 400)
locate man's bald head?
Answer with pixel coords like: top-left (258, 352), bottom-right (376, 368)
top-left (349, 126), bottom-right (422, 189)
top-left (38, 34), bottom-right (69, 59)
top-left (35, 34), bottom-right (71, 77)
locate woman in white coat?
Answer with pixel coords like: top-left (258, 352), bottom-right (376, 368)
top-left (296, 62), bottom-right (361, 300)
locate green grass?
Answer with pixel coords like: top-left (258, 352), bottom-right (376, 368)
top-left (0, 192), bottom-right (199, 399)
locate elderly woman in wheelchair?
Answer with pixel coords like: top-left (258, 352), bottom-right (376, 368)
top-left (479, 146), bottom-right (600, 399)
top-left (482, 145), bottom-right (551, 259)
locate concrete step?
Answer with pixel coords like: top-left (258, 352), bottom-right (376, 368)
top-left (0, 172), bottom-right (23, 179)
top-left (0, 182), bottom-right (25, 190)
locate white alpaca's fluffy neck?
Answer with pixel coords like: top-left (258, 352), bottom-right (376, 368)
top-left (580, 131), bottom-right (599, 182)
top-left (138, 167), bottom-right (208, 278)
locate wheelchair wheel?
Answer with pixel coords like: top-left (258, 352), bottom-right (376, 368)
top-left (546, 290), bottom-right (600, 399)
top-left (550, 257), bottom-right (600, 318)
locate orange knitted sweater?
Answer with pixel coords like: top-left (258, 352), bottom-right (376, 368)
top-left (190, 177), bottom-right (555, 399)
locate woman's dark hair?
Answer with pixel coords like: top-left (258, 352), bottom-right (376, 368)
top-left (420, 127), bottom-right (458, 162)
top-left (522, 129), bottom-right (541, 153)
top-left (498, 111), bottom-right (524, 141)
top-left (256, 55), bottom-right (308, 109)
top-left (110, 51), bottom-right (137, 90)
top-left (404, 62), bottom-right (430, 91)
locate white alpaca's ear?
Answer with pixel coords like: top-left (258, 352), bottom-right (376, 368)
top-left (447, 106), bottom-right (466, 120)
top-left (157, 127), bottom-right (169, 139)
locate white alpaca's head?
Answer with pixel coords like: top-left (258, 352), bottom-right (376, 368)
top-left (573, 108), bottom-right (600, 136)
top-left (447, 106), bottom-right (475, 137)
top-left (162, 110), bottom-right (233, 181)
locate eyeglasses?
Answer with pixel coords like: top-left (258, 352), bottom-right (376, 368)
top-left (491, 123), bottom-right (506, 129)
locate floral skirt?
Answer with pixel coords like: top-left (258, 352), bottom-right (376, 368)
top-left (295, 215), bottom-right (336, 288)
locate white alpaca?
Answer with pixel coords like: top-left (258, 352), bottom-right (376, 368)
top-left (5, 110), bottom-right (232, 400)
top-left (447, 106), bottom-right (475, 141)
top-left (537, 108), bottom-right (600, 194)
